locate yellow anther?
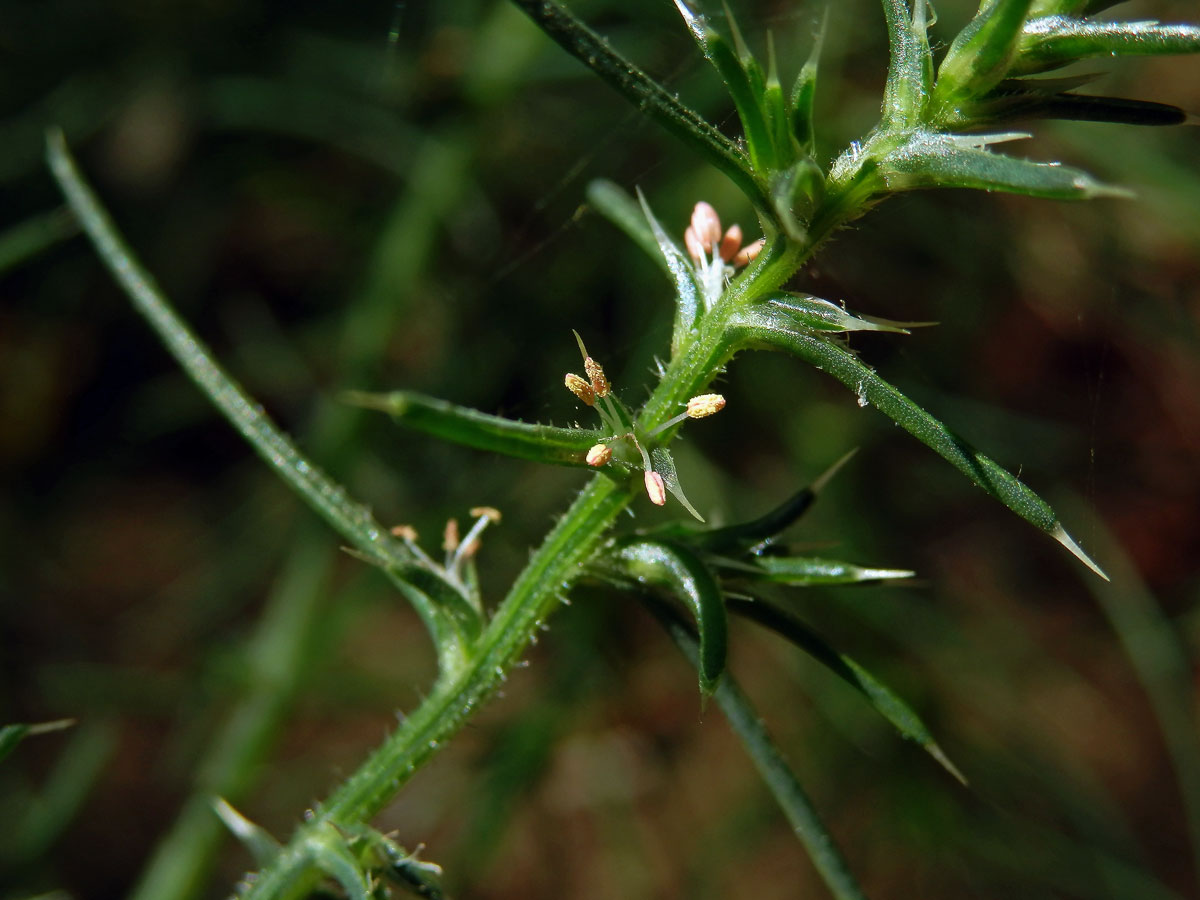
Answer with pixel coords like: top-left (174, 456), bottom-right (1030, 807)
top-left (686, 393), bottom-right (726, 418)
top-left (565, 373), bottom-right (595, 406)
top-left (469, 506), bottom-right (502, 523)
top-left (442, 518), bottom-right (460, 553)
top-left (390, 524), bottom-right (419, 541)
top-left (583, 357), bottom-right (611, 398)
top-left (585, 444), bottom-right (612, 467)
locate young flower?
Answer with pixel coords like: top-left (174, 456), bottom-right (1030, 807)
top-left (649, 392), bottom-right (727, 436)
top-left (682, 201), bottom-right (763, 307)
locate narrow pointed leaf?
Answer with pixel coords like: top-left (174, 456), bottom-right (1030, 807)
top-left (728, 598), bottom-right (965, 783)
top-left (673, 0), bottom-right (776, 172)
top-left (611, 538), bottom-right (727, 695)
top-left (213, 798), bottom-right (281, 867)
top-left (977, 80), bottom-right (1188, 126)
top-left (881, 0), bottom-right (934, 127)
top-left (345, 390), bottom-right (600, 467)
top-left (934, 0), bottom-right (1036, 111)
top-left (508, 0), bottom-right (767, 214)
top-left (764, 293), bottom-right (926, 334)
top-left (1014, 16), bottom-right (1200, 75)
top-left (728, 303), bottom-right (1108, 578)
top-left (878, 130), bottom-right (1131, 199)
top-left (644, 595), bottom-right (868, 900)
top-left (587, 179), bottom-right (666, 275)
top-left (790, 14), bottom-right (826, 155)
top-left (0, 719), bottom-right (74, 764)
top-left (651, 446), bottom-right (705, 522)
top-left (717, 555), bottom-right (915, 585)
top-left (635, 188), bottom-right (702, 355)
top-left (763, 34), bottom-right (795, 167)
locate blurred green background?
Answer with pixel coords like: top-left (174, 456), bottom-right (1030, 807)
top-left (3, 0), bottom-right (1200, 897)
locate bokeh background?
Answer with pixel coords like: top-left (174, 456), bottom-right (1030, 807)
top-left (3, 0), bottom-right (1200, 897)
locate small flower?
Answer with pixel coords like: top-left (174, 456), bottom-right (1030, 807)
top-left (690, 201), bottom-right (722, 251)
top-left (585, 443), bottom-right (612, 467)
top-left (733, 238), bottom-right (765, 267)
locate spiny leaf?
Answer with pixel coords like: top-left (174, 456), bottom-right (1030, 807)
top-left (716, 555), bottom-right (915, 586)
top-left (345, 390), bottom-right (601, 467)
top-left (673, 0), bottom-right (776, 172)
top-left (727, 303), bottom-right (1108, 578)
top-left (1013, 16), bottom-right (1200, 75)
top-left (587, 179), bottom-right (666, 276)
top-left (635, 188), bottom-right (703, 355)
top-left (877, 130), bottom-right (1131, 200)
top-left (763, 293), bottom-right (929, 335)
top-left (0, 719), bottom-right (74, 764)
top-left (645, 595), bottom-right (868, 900)
top-left (728, 598), bottom-right (966, 783)
top-left (610, 538), bottom-right (728, 695)
top-left (213, 798), bottom-right (281, 867)
top-left (934, 0), bottom-right (1035, 112)
top-left (976, 79), bottom-right (1188, 126)
top-left (880, 0), bottom-right (934, 128)
top-left (790, 12), bottom-right (826, 156)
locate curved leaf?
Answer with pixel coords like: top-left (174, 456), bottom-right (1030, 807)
top-left (728, 598), bottom-right (965, 783)
top-left (609, 538), bottom-right (728, 695)
top-left (345, 390), bottom-right (600, 467)
top-left (728, 302), bottom-right (1108, 578)
top-left (763, 293), bottom-right (925, 334)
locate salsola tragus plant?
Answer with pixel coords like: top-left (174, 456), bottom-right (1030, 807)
top-left (42, 0), bottom-right (1200, 897)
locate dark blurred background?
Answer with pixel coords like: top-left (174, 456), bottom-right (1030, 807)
top-left (2, 0), bottom-right (1199, 897)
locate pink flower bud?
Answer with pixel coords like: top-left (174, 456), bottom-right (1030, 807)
top-left (690, 201), bottom-right (721, 251)
top-left (733, 237), bottom-right (765, 267)
top-left (718, 224), bottom-right (742, 262)
top-left (684, 225), bottom-right (706, 263)
top-left (644, 470), bottom-right (667, 506)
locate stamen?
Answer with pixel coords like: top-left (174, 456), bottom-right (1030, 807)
top-left (390, 524), bottom-right (419, 541)
top-left (686, 393), bottom-right (726, 418)
top-left (565, 373), bottom-right (595, 406)
top-left (586, 444), bottom-right (612, 467)
top-left (644, 470), bottom-right (667, 506)
top-left (690, 201), bottom-right (722, 251)
top-left (733, 238), bottom-right (765, 267)
top-left (442, 518), bottom-right (459, 554)
top-left (718, 224), bottom-right (742, 262)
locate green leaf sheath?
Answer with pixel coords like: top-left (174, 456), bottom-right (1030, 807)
top-left (344, 391), bottom-right (601, 467)
top-left (934, 0), bottom-right (1034, 110)
top-left (880, 0), bottom-right (933, 128)
top-left (610, 539), bottom-right (728, 695)
top-left (727, 302), bottom-right (1107, 577)
top-left (507, 0), bottom-right (768, 215)
top-left (645, 597), bottom-right (869, 900)
top-left (727, 598), bottom-right (964, 783)
top-left (635, 189), bottom-right (702, 355)
top-left (1013, 16), bottom-right (1200, 75)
